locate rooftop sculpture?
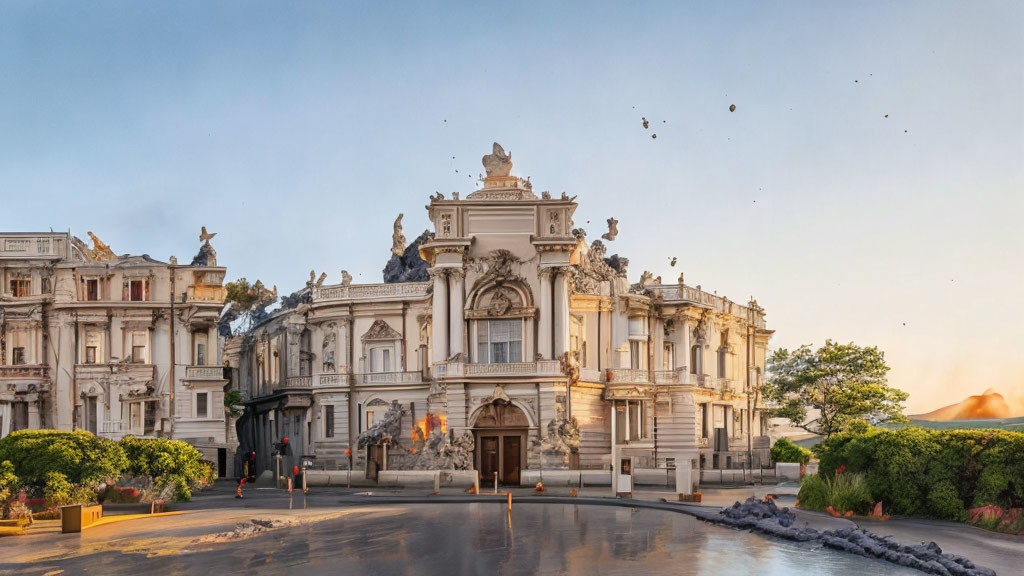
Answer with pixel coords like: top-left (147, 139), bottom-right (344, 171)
top-left (482, 142), bottom-right (513, 177)
top-left (392, 214), bottom-right (407, 257)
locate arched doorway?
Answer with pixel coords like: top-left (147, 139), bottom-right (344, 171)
top-left (473, 401), bottom-right (529, 486)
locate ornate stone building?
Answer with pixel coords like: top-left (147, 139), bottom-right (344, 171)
top-left (0, 230), bottom-right (234, 475)
top-left (233, 144), bottom-right (773, 482)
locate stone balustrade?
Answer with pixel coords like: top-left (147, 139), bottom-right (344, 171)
top-left (283, 376), bottom-right (312, 388)
top-left (185, 365), bottom-right (223, 380)
top-left (75, 363), bottom-right (155, 380)
top-left (318, 373), bottom-right (346, 386)
top-left (607, 368), bottom-right (650, 383)
top-left (0, 365), bottom-right (49, 379)
top-left (100, 420), bottom-right (124, 434)
top-left (647, 284), bottom-right (767, 328)
top-left (186, 285), bottom-right (226, 302)
top-left (432, 360), bottom-right (563, 379)
top-left (314, 282), bottom-right (430, 302)
top-left (360, 371), bottom-right (424, 385)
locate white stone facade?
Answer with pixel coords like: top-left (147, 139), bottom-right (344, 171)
top-left (233, 147), bottom-right (773, 481)
top-left (0, 231), bottom-right (233, 474)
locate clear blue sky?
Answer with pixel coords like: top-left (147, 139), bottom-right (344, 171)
top-left (2, 1), bottom-right (1022, 413)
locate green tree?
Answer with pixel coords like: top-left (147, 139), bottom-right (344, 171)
top-left (762, 340), bottom-right (907, 439)
top-left (0, 430), bottom-right (127, 492)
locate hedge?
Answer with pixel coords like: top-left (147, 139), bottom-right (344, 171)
top-left (815, 424), bottom-right (1024, 520)
top-left (0, 430), bottom-right (214, 503)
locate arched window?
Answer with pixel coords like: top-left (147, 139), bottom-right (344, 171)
top-left (690, 345), bottom-right (702, 375)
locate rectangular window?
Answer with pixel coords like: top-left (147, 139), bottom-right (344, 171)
top-left (85, 331), bottom-right (102, 364)
top-left (86, 279), bottom-right (99, 301)
top-left (701, 403), bottom-right (710, 439)
top-left (365, 410), bottom-right (375, 430)
top-left (325, 405), bottom-right (335, 438)
top-left (663, 343), bottom-right (675, 370)
top-left (194, 332), bottom-right (208, 365)
top-left (129, 403), bottom-right (142, 431)
top-left (370, 348), bottom-right (392, 372)
top-left (629, 341), bottom-right (641, 370)
top-left (85, 346), bottom-right (97, 364)
top-left (12, 347), bottom-right (25, 365)
top-left (131, 332), bottom-right (147, 364)
top-left (476, 319), bottom-right (522, 363)
top-left (196, 392), bottom-right (209, 418)
top-left (128, 279), bottom-right (145, 301)
top-left (628, 317), bottom-right (645, 336)
top-left (9, 279), bottom-right (30, 297)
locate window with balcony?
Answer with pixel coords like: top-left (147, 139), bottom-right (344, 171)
top-left (9, 278), bottom-right (30, 297)
top-left (663, 342), bottom-right (675, 370)
top-left (629, 341), bottom-right (642, 370)
top-left (369, 347), bottom-right (392, 372)
top-left (194, 332), bottom-right (208, 365)
top-left (196, 392), bottom-right (208, 418)
top-left (476, 319), bottom-right (522, 363)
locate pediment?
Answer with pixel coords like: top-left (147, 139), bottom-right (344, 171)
top-left (361, 319), bottom-right (402, 341)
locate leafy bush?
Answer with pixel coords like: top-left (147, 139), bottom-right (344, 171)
top-left (927, 480), bottom-right (966, 521)
top-left (42, 471), bottom-right (97, 507)
top-left (798, 472), bottom-right (873, 515)
top-left (120, 436), bottom-right (215, 501)
top-left (797, 474), bottom-right (828, 510)
top-left (815, 424), bottom-right (1024, 520)
top-left (0, 430), bottom-right (127, 493)
top-left (0, 460), bottom-right (18, 519)
top-left (771, 438), bottom-right (812, 464)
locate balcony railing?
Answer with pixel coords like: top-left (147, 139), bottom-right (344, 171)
top-left (283, 376), bottom-right (312, 388)
top-left (360, 371), bottom-right (424, 385)
top-left (318, 373), bottom-right (346, 386)
top-left (606, 369), bottom-right (650, 383)
top-left (433, 360), bottom-right (562, 379)
top-left (100, 420), bottom-right (124, 435)
top-left (579, 368), bottom-right (606, 382)
top-left (185, 365), bottom-right (223, 380)
top-left (187, 285), bottom-right (226, 302)
top-left (314, 282), bottom-right (430, 302)
top-left (75, 363), bottom-right (155, 380)
top-left (0, 365), bottom-right (49, 379)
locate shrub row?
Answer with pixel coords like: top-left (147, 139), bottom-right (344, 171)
top-left (0, 430), bottom-right (214, 506)
top-left (814, 422), bottom-right (1024, 520)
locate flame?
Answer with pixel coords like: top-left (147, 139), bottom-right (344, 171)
top-left (914, 389), bottom-right (1014, 421)
top-left (413, 413), bottom-right (447, 442)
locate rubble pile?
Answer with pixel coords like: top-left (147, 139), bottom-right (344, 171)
top-left (714, 499), bottom-right (996, 576)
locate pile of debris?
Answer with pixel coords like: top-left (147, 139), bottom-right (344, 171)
top-left (713, 499), bottom-right (996, 576)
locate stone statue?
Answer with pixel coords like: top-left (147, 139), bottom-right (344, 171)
top-left (541, 190), bottom-right (551, 200)
top-left (315, 272), bottom-right (327, 288)
top-left (199, 226), bottom-right (217, 245)
top-left (87, 232), bottom-right (117, 261)
top-left (169, 255), bottom-right (178, 265)
top-left (601, 218), bottom-right (619, 241)
top-left (677, 272), bottom-right (685, 285)
top-left (341, 270), bottom-right (353, 286)
top-left (482, 142), bottom-right (513, 177)
top-left (392, 213), bottom-right (407, 257)
top-left (638, 270), bottom-right (654, 289)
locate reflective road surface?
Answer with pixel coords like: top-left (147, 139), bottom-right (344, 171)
top-left (4, 503), bottom-right (922, 575)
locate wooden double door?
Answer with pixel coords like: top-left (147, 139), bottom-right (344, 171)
top-left (476, 430), bottom-right (525, 486)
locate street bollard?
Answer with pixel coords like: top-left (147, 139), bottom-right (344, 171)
top-left (507, 492), bottom-right (512, 512)
top-left (302, 467), bottom-right (308, 494)
top-left (434, 471), bottom-right (440, 494)
top-left (288, 477), bottom-right (293, 493)
top-left (494, 475), bottom-right (498, 494)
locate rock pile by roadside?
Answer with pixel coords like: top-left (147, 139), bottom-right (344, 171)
top-left (714, 499), bottom-right (996, 576)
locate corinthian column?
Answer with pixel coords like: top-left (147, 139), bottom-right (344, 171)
top-left (431, 269), bottom-right (449, 363)
top-left (449, 270), bottom-right (465, 359)
top-left (538, 267), bottom-right (553, 359)
top-left (553, 267), bottom-right (570, 358)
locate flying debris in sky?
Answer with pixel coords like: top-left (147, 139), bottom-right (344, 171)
top-left (729, 104), bottom-right (736, 112)
top-left (642, 117), bottom-right (649, 129)
top-left (669, 257), bottom-right (677, 267)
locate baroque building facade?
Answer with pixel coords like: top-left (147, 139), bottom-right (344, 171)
top-left (234, 144), bottom-right (773, 482)
top-left (0, 230), bottom-right (234, 475)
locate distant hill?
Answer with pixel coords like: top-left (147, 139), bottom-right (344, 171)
top-left (911, 388), bottom-right (1012, 421)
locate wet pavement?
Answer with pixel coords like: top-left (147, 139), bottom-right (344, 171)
top-left (2, 500), bottom-right (923, 576)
